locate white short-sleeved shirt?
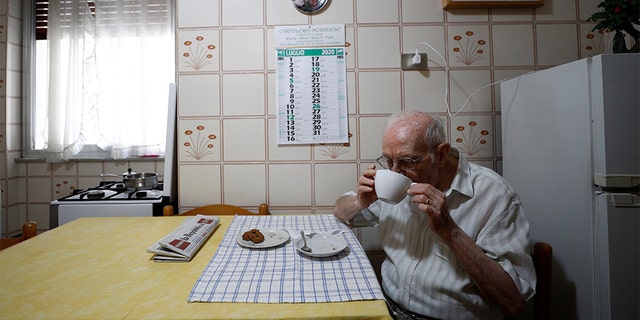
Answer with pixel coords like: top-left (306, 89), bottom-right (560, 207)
top-left (351, 155), bottom-right (536, 319)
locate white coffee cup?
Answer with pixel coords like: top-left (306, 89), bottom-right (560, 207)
top-left (374, 169), bottom-right (413, 204)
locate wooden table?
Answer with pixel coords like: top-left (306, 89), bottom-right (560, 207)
top-left (0, 216), bottom-right (391, 319)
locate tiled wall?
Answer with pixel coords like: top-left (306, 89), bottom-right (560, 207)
top-left (0, 0), bottom-right (630, 235)
top-left (174, 0), bottom-right (614, 219)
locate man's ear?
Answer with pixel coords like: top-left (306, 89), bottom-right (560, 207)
top-left (435, 143), bottom-right (451, 167)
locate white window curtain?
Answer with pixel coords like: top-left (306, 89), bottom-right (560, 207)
top-left (43, 0), bottom-right (173, 162)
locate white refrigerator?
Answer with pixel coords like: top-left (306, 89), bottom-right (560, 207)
top-left (500, 53), bottom-right (639, 320)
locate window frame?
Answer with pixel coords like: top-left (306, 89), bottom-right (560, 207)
top-left (22, 0), bottom-right (176, 160)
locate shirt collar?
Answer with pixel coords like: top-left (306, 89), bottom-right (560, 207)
top-left (444, 153), bottom-right (473, 198)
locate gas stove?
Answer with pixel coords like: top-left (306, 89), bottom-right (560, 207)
top-left (57, 181), bottom-right (165, 201)
top-left (49, 180), bottom-right (172, 228)
top-left (49, 83), bottom-right (178, 229)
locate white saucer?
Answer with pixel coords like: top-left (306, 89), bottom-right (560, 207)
top-left (236, 228), bottom-right (290, 249)
top-left (294, 234), bottom-right (347, 257)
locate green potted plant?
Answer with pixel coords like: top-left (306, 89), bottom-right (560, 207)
top-left (587, 0), bottom-right (639, 53)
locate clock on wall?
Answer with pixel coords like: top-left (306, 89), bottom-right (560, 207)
top-left (292, 0), bottom-right (330, 14)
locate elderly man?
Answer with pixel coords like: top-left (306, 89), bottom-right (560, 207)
top-left (333, 111), bottom-right (536, 319)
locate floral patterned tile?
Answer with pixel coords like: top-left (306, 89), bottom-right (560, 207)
top-left (447, 26), bottom-right (490, 68)
top-left (450, 115), bottom-right (494, 158)
top-left (178, 119), bottom-right (220, 162)
top-left (53, 179), bottom-right (76, 198)
top-left (580, 24), bottom-right (615, 57)
top-left (177, 29), bottom-right (219, 72)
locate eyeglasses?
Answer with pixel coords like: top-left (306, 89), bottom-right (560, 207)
top-left (377, 154), bottom-right (426, 170)
top-left (377, 152), bottom-right (430, 170)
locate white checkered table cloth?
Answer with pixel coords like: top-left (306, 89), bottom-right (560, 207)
top-left (188, 214), bottom-right (385, 303)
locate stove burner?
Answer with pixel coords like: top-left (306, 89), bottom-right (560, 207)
top-left (86, 190), bottom-right (106, 199)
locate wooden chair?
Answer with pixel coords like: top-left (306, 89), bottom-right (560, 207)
top-left (0, 221), bottom-right (37, 250)
top-left (532, 241), bottom-right (553, 320)
top-left (163, 203), bottom-right (269, 216)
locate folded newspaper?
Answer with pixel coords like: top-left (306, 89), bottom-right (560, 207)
top-left (147, 215), bottom-right (220, 262)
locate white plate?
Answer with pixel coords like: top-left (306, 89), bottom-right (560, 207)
top-left (294, 234), bottom-right (348, 257)
top-left (236, 228), bottom-right (290, 249)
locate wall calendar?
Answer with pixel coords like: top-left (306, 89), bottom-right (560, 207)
top-left (275, 25), bottom-right (347, 145)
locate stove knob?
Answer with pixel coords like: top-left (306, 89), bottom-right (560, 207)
top-left (136, 191), bottom-right (147, 198)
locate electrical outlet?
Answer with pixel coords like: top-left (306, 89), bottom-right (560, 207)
top-left (401, 53), bottom-right (428, 70)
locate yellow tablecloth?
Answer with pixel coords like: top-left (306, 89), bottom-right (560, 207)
top-left (0, 216), bottom-right (391, 320)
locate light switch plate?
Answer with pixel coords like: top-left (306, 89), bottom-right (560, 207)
top-left (401, 53), bottom-right (429, 70)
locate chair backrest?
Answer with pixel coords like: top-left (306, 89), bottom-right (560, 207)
top-left (532, 241), bottom-right (553, 320)
top-left (163, 203), bottom-right (270, 216)
top-left (0, 221), bottom-right (37, 250)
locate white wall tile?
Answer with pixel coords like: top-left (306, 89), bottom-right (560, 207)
top-left (267, 119), bottom-right (312, 161)
top-left (222, 118), bottom-right (266, 161)
top-left (445, 8), bottom-right (489, 23)
top-left (449, 69), bottom-right (492, 113)
top-left (358, 71), bottom-right (401, 114)
top-left (221, 0), bottom-right (263, 26)
top-left (268, 163), bottom-right (311, 206)
top-left (27, 177), bottom-right (51, 202)
top-left (492, 24), bottom-right (534, 66)
top-left (177, 0), bottom-right (219, 28)
top-left (310, 0), bottom-right (354, 25)
top-left (536, 24), bottom-right (579, 66)
top-left (222, 73), bottom-right (265, 116)
top-left (356, 0), bottom-right (398, 24)
top-left (358, 116), bottom-right (388, 160)
top-left (346, 72), bottom-right (356, 114)
top-left (491, 8), bottom-right (533, 22)
top-left (0, 125), bottom-right (5, 152)
top-left (578, 0), bottom-right (601, 21)
top-left (6, 97), bottom-right (20, 124)
top-left (493, 69), bottom-right (533, 112)
top-left (179, 74), bottom-right (221, 117)
top-left (345, 27), bottom-right (356, 69)
top-left (28, 203), bottom-right (50, 229)
top-left (403, 70), bottom-right (448, 113)
top-left (223, 164), bottom-right (266, 205)
top-left (77, 162), bottom-right (104, 176)
top-left (6, 124), bottom-right (19, 151)
top-left (402, 26), bottom-right (446, 68)
top-left (536, 0), bottom-right (577, 21)
top-left (265, 0), bottom-right (309, 26)
top-left (356, 26), bottom-right (400, 69)
top-left (314, 163), bottom-right (358, 206)
top-left (402, 0), bottom-right (444, 23)
top-left (7, 177), bottom-right (26, 204)
top-left (222, 29), bottom-right (265, 71)
top-left (179, 164), bottom-right (221, 206)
